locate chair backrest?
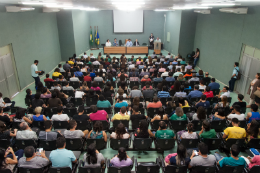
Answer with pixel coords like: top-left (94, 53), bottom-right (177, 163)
top-left (160, 97), bottom-right (172, 106)
top-left (16, 139), bottom-right (38, 150)
top-left (39, 140), bottom-right (57, 151)
top-left (86, 96), bottom-right (98, 106)
top-left (49, 167), bottom-right (71, 173)
top-left (0, 139), bottom-right (10, 149)
top-left (44, 107), bottom-right (58, 119)
top-left (238, 120), bottom-right (247, 128)
top-left (182, 107), bottom-right (195, 114)
top-left (63, 107), bottom-right (77, 117)
top-left (249, 166), bottom-right (260, 173)
top-left (133, 138), bottom-right (152, 150)
top-left (98, 107), bottom-right (111, 114)
top-left (19, 167), bottom-right (45, 173)
top-left (93, 120), bottom-right (109, 131)
top-left (155, 138), bottom-right (175, 150)
top-left (179, 138), bottom-right (200, 149)
top-left (191, 120), bottom-right (203, 131)
top-left (25, 98), bottom-right (32, 107)
top-left (110, 138), bottom-right (130, 150)
top-left (63, 90), bottom-right (74, 97)
top-left (212, 89), bottom-right (220, 96)
top-left (45, 81), bottom-right (53, 89)
top-left (202, 138), bottom-right (222, 150)
top-left (164, 165), bottom-right (188, 173)
top-left (32, 121), bottom-right (45, 131)
top-left (70, 81), bottom-right (80, 89)
top-left (53, 121), bottom-right (69, 130)
top-left (169, 120), bottom-right (188, 132)
top-left (210, 120), bottom-right (227, 132)
top-left (150, 120), bottom-right (169, 131)
top-left (218, 165), bottom-right (244, 173)
top-left (65, 138), bottom-right (83, 150)
top-left (206, 97), bottom-right (218, 105)
top-left (136, 161), bottom-right (160, 173)
top-left (247, 138), bottom-right (260, 149)
top-left (86, 139), bottom-right (106, 150)
top-left (71, 98), bottom-right (84, 107)
top-left (225, 138), bottom-right (245, 149)
top-left (192, 166), bottom-right (216, 173)
top-left (76, 120), bottom-right (92, 131)
top-left (190, 97), bottom-right (201, 103)
top-left (147, 108), bottom-right (160, 118)
top-left (108, 165), bottom-right (132, 173)
top-left (190, 81), bottom-right (199, 88)
top-left (113, 120), bottom-right (129, 129)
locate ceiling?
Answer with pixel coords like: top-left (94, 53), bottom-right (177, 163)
top-left (1, 0), bottom-right (260, 11)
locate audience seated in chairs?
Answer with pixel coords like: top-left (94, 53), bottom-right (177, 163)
top-left (39, 120), bottom-right (63, 141)
top-left (51, 81), bottom-right (61, 91)
top-left (96, 96), bottom-right (111, 109)
top-left (217, 86), bottom-right (230, 98)
top-left (51, 106), bottom-right (70, 121)
top-left (110, 123), bottom-right (130, 139)
top-left (112, 106), bottom-right (130, 121)
top-left (199, 80), bottom-right (206, 90)
top-left (62, 81), bottom-right (74, 91)
top-left (180, 123), bottom-right (198, 139)
top-left (14, 108), bottom-right (32, 124)
top-left (208, 78), bottom-right (220, 90)
top-left (83, 143), bottom-right (105, 167)
top-left (131, 97), bottom-right (143, 109)
top-left (246, 120), bottom-right (259, 142)
top-left (226, 105), bottom-right (245, 121)
top-left (18, 146), bottom-right (49, 168)
top-left (44, 74), bottom-right (54, 82)
top-left (231, 94), bottom-right (246, 110)
top-left (174, 85), bottom-right (187, 98)
top-left (222, 118), bottom-right (246, 141)
top-left (129, 86), bottom-right (143, 98)
top-left (212, 108), bottom-right (226, 120)
top-left (151, 107), bottom-right (168, 122)
top-left (192, 106), bottom-right (206, 121)
top-left (130, 105), bottom-right (147, 122)
top-left (89, 105), bottom-right (108, 121)
top-left (88, 121), bottom-right (107, 142)
top-left (0, 147), bottom-right (23, 172)
top-left (169, 107), bottom-right (186, 121)
top-left (188, 73), bottom-right (199, 83)
top-left (64, 120), bottom-right (88, 139)
top-left (0, 108), bottom-right (11, 127)
top-left (49, 136), bottom-right (77, 169)
top-left (157, 86), bottom-right (170, 98)
top-left (0, 121), bottom-right (17, 143)
top-left (115, 96), bottom-right (128, 108)
top-left (179, 97), bottom-right (189, 108)
top-left (70, 72), bottom-right (80, 82)
top-left (187, 85), bottom-right (202, 101)
top-left (199, 120), bottom-right (216, 139)
top-left (16, 122), bottom-right (37, 140)
top-left (214, 95), bottom-right (229, 109)
top-left (195, 95), bottom-right (210, 109)
top-left (32, 107), bottom-right (47, 122)
top-left (110, 147), bottom-right (133, 167)
top-left (73, 105), bottom-right (90, 122)
top-left (248, 154), bottom-right (260, 169)
top-left (134, 120), bottom-right (152, 138)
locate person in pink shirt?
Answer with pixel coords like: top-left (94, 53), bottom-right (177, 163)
top-left (147, 96), bottom-right (162, 108)
top-left (158, 64), bottom-right (166, 72)
top-left (117, 70), bottom-right (128, 78)
top-left (248, 155), bottom-right (260, 169)
top-left (89, 105), bottom-right (108, 121)
top-left (90, 81), bottom-right (101, 91)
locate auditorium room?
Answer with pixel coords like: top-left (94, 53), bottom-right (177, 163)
top-left (1, 0), bottom-right (260, 173)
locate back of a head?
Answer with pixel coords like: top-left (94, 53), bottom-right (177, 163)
top-left (180, 85), bottom-right (185, 92)
top-left (120, 106), bottom-right (127, 114)
top-left (211, 78), bottom-right (215, 82)
top-left (176, 144), bottom-right (187, 165)
top-left (116, 123), bottom-right (126, 139)
top-left (87, 143), bottom-right (97, 164)
top-left (187, 123), bottom-right (194, 132)
top-left (20, 122), bottom-right (28, 130)
top-left (251, 104), bottom-right (258, 112)
top-left (233, 105), bottom-right (241, 113)
top-left (175, 107), bottom-right (184, 117)
top-left (57, 106), bottom-right (63, 113)
top-left (197, 106), bottom-right (206, 120)
top-left (202, 120), bottom-right (211, 131)
top-left (24, 146), bottom-right (35, 158)
top-left (56, 136), bottom-right (66, 148)
top-left (194, 85), bottom-right (199, 90)
top-left (69, 120), bottom-right (77, 129)
top-left (35, 92), bottom-right (41, 99)
top-left (205, 86), bottom-right (210, 92)
top-left (90, 105), bottom-right (98, 113)
top-left (231, 144), bottom-right (240, 157)
top-left (0, 121), bottom-right (6, 132)
top-left (198, 142), bottom-right (208, 155)
top-left (93, 121), bottom-right (103, 132)
top-left (78, 105), bottom-right (84, 113)
top-left (238, 94), bottom-right (244, 101)
top-left (153, 96), bottom-right (159, 103)
top-left (162, 86), bottom-right (167, 91)
top-left (44, 120), bottom-right (52, 130)
top-left (159, 121), bottom-right (167, 129)
top-left (118, 147), bottom-right (127, 161)
top-left (231, 117), bottom-right (239, 125)
top-left (118, 95), bottom-right (124, 102)
top-left (52, 92), bottom-right (57, 98)
top-left (201, 95), bottom-right (206, 101)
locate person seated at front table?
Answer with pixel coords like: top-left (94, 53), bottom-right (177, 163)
top-left (83, 143), bottom-right (105, 167)
top-left (110, 123), bottom-right (130, 139)
top-left (126, 39), bottom-right (133, 47)
top-left (49, 137), bottom-right (77, 169)
top-left (112, 106), bottom-right (130, 121)
top-left (87, 121), bottom-right (107, 142)
top-left (115, 96), bottom-right (128, 108)
top-left (246, 104), bottom-right (260, 123)
top-left (110, 147), bottom-right (133, 167)
top-left (32, 107), bottom-right (47, 122)
top-left (39, 120), bottom-right (63, 141)
top-left (169, 107), bottom-right (187, 121)
top-left (199, 120), bottom-right (216, 139)
top-left (64, 120), bottom-right (89, 139)
top-left (105, 39), bottom-right (111, 47)
top-left (151, 107), bottom-right (168, 122)
top-left (215, 144), bottom-right (246, 168)
top-left (222, 118), bottom-right (246, 140)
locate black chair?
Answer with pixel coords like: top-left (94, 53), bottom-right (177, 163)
top-left (53, 121), bottom-right (69, 130)
top-left (241, 107), bottom-right (246, 114)
top-left (86, 96), bottom-right (99, 106)
top-left (161, 159), bottom-right (187, 173)
top-left (98, 107), bottom-right (111, 114)
top-left (192, 166), bottom-right (216, 173)
top-left (190, 81), bottom-right (199, 88)
top-left (247, 138), bottom-right (260, 149)
top-left (39, 140), bottom-right (57, 151)
top-left (45, 81), bottom-right (53, 89)
top-left (76, 120), bottom-right (92, 131)
top-left (248, 166), bottom-right (260, 173)
top-left (93, 120), bottom-right (110, 131)
top-left (210, 120), bottom-right (227, 132)
top-left (71, 98), bottom-right (84, 107)
top-left (44, 107), bottom-right (57, 119)
top-left (154, 138), bottom-right (175, 153)
top-left (183, 107), bottom-right (195, 114)
top-left (0, 139), bottom-right (10, 149)
top-left (110, 138), bottom-right (130, 150)
top-left (135, 158), bottom-right (160, 173)
top-left (63, 90), bottom-right (74, 97)
top-left (25, 98), bottom-right (32, 107)
top-left (70, 81), bottom-right (80, 89)
top-left (32, 121), bottom-right (45, 131)
top-left (150, 120), bottom-right (169, 131)
top-left (225, 138), bottom-right (245, 151)
top-left (42, 98), bottom-right (49, 105)
top-left (238, 120), bottom-right (247, 128)
top-left (107, 158), bottom-right (133, 173)
top-left (160, 97), bottom-right (172, 106)
top-left (113, 120), bottom-right (129, 129)
top-left (147, 108), bottom-right (160, 118)
top-left (49, 167), bottom-right (72, 173)
top-left (179, 138), bottom-right (200, 149)
top-left (206, 97), bottom-right (218, 105)
top-left (133, 138), bottom-right (152, 151)
top-left (130, 81), bottom-right (140, 88)
top-left (217, 165), bottom-right (244, 173)
top-left (212, 89), bottom-right (220, 96)
top-left (202, 138), bottom-right (222, 150)
top-left (169, 120), bottom-right (188, 132)
top-left (19, 166), bottom-right (50, 173)
top-left (16, 139), bottom-right (38, 150)
top-left (190, 120), bottom-right (203, 131)
top-left (63, 107), bottom-right (77, 117)
top-left (78, 159), bottom-right (106, 173)
top-left (86, 139), bottom-right (107, 150)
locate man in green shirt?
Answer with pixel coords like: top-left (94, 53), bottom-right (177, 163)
top-left (96, 95), bottom-right (111, 108)
top-left (154, 121), bottom-right (175, 139)
top-left (199, 120), bottom-right (216, 139)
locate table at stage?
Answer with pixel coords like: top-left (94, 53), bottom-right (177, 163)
top-left (104, 46), bottom-right (148, 54)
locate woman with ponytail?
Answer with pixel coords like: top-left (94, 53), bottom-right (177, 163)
top-left (83, 143), bottom-right (105, 167)
top-left (110, 147), bottom-right (132, 167)
top-left (168, 144), bottom-right (190, 166)
top-left (180, 123), bottom-right (198, 139)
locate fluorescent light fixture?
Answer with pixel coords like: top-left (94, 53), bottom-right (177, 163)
top-left (63, 7), bottom-right (99, 11)
top-left (20, 2), bottom-right (56, 6)
top-left (201, 3), bottom-right (237, 6)
top-left (235, 0), bottom-right (260, 1)
top-left (46, 4), bottom-right (73, 8)
top-left (21, 7), bottom-right (35, 11)
top-left (154, 9), bottom-right (172, 11)
top-left (112, 2), bottom-right (145, 5)
top-left (172, 6), bottom-right (211, 10)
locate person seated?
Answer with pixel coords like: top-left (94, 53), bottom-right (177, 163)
top-left (117, 70), bottom-right (128, 78)
top-left (32, 107), bottom-right (47, 122)
top-left (187, 85), bottom-right (203, 101)
top-left (134, 119), bottom-right (150, 138)
top-left (40, 87), bottom-right (52, 98)
top-left (18, 146), bottom-right (49, 168)
top-left (203, 86), bottom-right (214, 98)
top-left (49, 137), bottom-right (77, 169)
top-left (110, 147), bottom-right (133, 167)
top-left (44, 74), bottom-right (54, 82)
top-left (167, 144), bottom-right (191, 166)
top-left (217, 86), bottom-right (230, 98)
top-left (88, 121), bottom-right (107, 142)
top-left (106, 73), bottom-right (116, 82)
top-left (14, 108), bottom-right (32, 124)
top-left (246, 120), bottom-right (259, 142)
top-left (51, 81), bottom-right (61, 91)
top-left (39, 120), bottom-right (63, 141)
top-left (64, 120), bottom-right (88, 139)
top-left (141, 75), bottom-right (151, 82)
top-left (62, 81), bottom-right (74, 91)
top-left (231, 94), bottom-right (246, 110)
top-left (68, 58), bottom-right (74, 65)
top-left (69, 72), bottom-right (80, 82)
top-left (31, 92), bottom-right (46, 109)
top-left (195, 95), bottom-right (210, 109)
top-left (52, 68), bottom-right (62, 78)
top-left (152, 121), bottom-right (175, 139)
top-left (83, 143), bottom-right (105, 167)
top-left (151, 107), bottom-right (168, 122)
top-left (199, 80), bottom-right (206, 90)
top-left (47, 92), bottom-right (63, 108)
top-left (140, 68), bottom-right (150, 77)
top-left (51, 106), bottom-right (69, 121)
top-left (0, 121), bottom-right (17, 144)
top-left (199, 120), bottom-right (216, 139)
top-left (16, 122), bottom-right (37, 139)
top-left (203, 72), bottom-right (211, 84)
top-left (115, 96), bottom-right (128, 108)
top-left (147, 96), bottom-right (163, 108)
top-left (112, 106), bottom-right (130, 121)
top-left (57, 75), bottom-right (66, 82)
top-left (169, 107), bottom-right (186, 121)
top-left (111, 123), bottom-right (130, 139)
top-left (192, 106), bottom-right (206, 121)
top-left (131, 97), bottom-right (143, 109)
top-left (129, 86), bottom-right (143, 98)
top-left (102, 86), bottom-right (112, 98)
top-left (226, 105), bottom-right (245, 121)
top-left (214, 95), bottom-right (229, 110)
top-left (212, 108), bottom-right (226, 121)
top-left (157, 86), bottom-right (170, 98)
top-left (0, 108), bottom-right (11, 127)
top-left (183, 81), bottom-right (192, 91)
top-left (165, 72), bottom-right (175, 82)
top-left (96, 95), bottom-right (111, 108)
top-left (90, 81), bottom-right (101, 91)
top-left (161, 68), bottom-right (169, 77)
top-left (247, 154), bottom-right (260, 169)
top-left (173, 68), bottom-right (183, 77)
top-left (94, 73), bottom-right (104, 83)
top-left (183, 69), bottom-right (192, 78)
top-left (153, 73), bottom-right (163, 82)
top-left (130, 105), bottom-right (147, 122)
top-left (89, 105), bottom-right (108, 121)
top-left (188, 73), bottom-right (199, 83)
top-left (222, 118), bottom-right (246, 140)
top-left (84, 72), bottom-right (92, 82)
top-left (246, 104), bottom-right (260, 123)
top-left (188, 142), bottom-right (216, 168)
top-left (181, 123), bottom-right (198, 139)
top-left (72, 106), bottom-right (90, 122)
top-left (179, 97), bottom-right (190, 108)
top-left (26, 89), bottom-right (35, 101)
top-left (0, 147), bottom-right (23, 172)
top-left (174, 85), bottom-right (187, 98)
top-left (215, 144), bottom-right (246, 168)
top-left (208, 78), bottom-right (220, 90)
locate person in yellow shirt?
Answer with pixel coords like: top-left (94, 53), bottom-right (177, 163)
top-left (68, 58), bottom-right (74, 65)
top-left (52, 68), bottom-right (62, 78)
top-left (112, 106), bottom-right (130, 121)
top-left (223, 118), bottom-right (246, 140)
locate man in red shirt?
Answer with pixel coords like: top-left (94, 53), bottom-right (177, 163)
top-left (141, 75), bottom-right (151, 82)
top-left (83, 72), bottom-right (92, 82)
top-left (44, 74), bottom-right (54, 82)
top-left (203, 86), bottom-right (214, 98)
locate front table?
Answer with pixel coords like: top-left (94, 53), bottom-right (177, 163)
top-left (104, 47), bottom-right (126, 54)
top-left (127, 46), bottom-right (149, 54)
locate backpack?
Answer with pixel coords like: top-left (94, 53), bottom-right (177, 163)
top-left (235, 68), bottom-right (241, 80)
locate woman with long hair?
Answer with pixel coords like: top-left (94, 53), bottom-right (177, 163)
top-left (183, 69), bottom-right (192, 78)
top-left (167, 144), bottom-right (190, 166)
top-left (83, 143), bottom-right (105, 167)
top-left (88, 121), bottom-right (107, 142)
top-left (91, 81), bottom-right (101, 91)
top-left (171, 80), bottom-right (181, 92)
top-left (246, 120), bottom-right (259, 142)
top-left (179, 97), bottom-right (189, 108)
top-left (14, 109), bottom-right (32, 124)
top-left (181, 123), bottom-right (198, 139)
top-left (131, 97), bottom-right (143, 108)
top-left (247, 73), bottom-right (260, 107)
top-left (110, 147), bottom-right (133, 167)
top-left (151, 107), bottom-right (168, 122)
top-left (106, 73), bottom-right (116, 82)
top-left (111, 123), bottom-right (130, 139)
top-left (0, 120), bottom-right (17, 141)
top-left (169, 107), bottom-right (186, 121)
top-left (214, 95), bottom-right (229, 109)
top-left (119, 71), bottom-right (126, 82)
top-left (181, 65), bottom-right (186, 73)
top-left (134, 119), bottom-right (150, 138)
top-left (192, 106), bottom-right (206, 120)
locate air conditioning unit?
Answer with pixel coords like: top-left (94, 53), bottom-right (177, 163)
top-left (194, 10), bottom-right (211, 14)
top-left (6, 6), bottom-right (35, 12)
top-left (43, 7), bottom-right (60, 13)
top-left (219, 8), bottom-right (248, 14)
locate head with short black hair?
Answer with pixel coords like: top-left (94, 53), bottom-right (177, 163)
top-left (223, 86), bottom-right (229, 92)
top-left (64, 81), bottom-right (69, 86)
top-left (46, 74), bottom-right (50, 78)
top-left (231, 118), bottom-right (239, 125)
top-left (234, 62), bottom-right (239, 67)
top-left (233, 105), bottom-right (241, 113)
top-left (132, 105), bottom-right (139, 113)
top-left (99, 95), bottom-right (105, 101)
top-left (34, 60), bottom-right (39, 64)
top-left (231, 144), bottom-right (240, 157)
top-left (69, 120), bottom-right (77, 129)
top-left (237, 94), bottom-right (244, 101)
top-left (194, 85), bottom-right (199, 90)
top-left (90, 105), bottom-right (98, 113)
top-left (205, 86), bottom-right (210, 92)
top-left (57, 106), bottom-right (63, 113)
top-left (162, 86), bottom-right (167, 91)
top-left (201, 95), bottom-right (206, 101)
top-left (35, 92), bottom-right (41, 99)
top-left (251, 104), bottom-right (258, 112)
top-left (180, 85), bottom-right (185, 92)
top-left (24, 146), bottom-right (35, 158)
top-left (78, 105), bottom-right (84, 113)
top-left (159, 121), bottom-right (167, 130)
top-left (56, 137), bottom-right (66, 148)
top-left (44, 120), bottom-right (52, 130)
top-left (118, 96), bottom-right (124, 101)
top-left (211, 78), bottom-right (215, 82)
top-left (153, 96), bottom-right (159, 103)
top-left (52, 92), bottom-right (57, 98)
top-left (198, 142), bottom-right (208, 155)
top-left (197, 106), bottom-right (206, 120)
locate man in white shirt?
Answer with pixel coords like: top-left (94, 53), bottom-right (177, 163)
top-left (218, 86), bottom-right (230, 98)
top-left (166, 53), bottom-right (171, 59)
top-left (161, 68), bottom-right (169, 77)
top-left (83, 52), bottom-right (88, 59)
top-left (92, 60), bottom-right (101, 65)
top-left (155, 37), bottom-right (161, 42)
top-left (51, 106), bottom-right (70, 121)
top-left (227, 105), bottom-right (245, 121)
top-left (31, 60), bottom-right (41, 89)
top-left (105, 39), bottom-right (111, 47)
top-left (17, 122), bottom-right (38, 140)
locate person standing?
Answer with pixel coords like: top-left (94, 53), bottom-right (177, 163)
top-left (247, 73), bottom-right (260, 107)
top-left (149, 33), bottom-right (154, 48)
top-left (193, 48), bottom-right (200, 66)
top-left (31, 60), bottom-right (41, 89)
top-left (229, 62), bottom-right (239, 92)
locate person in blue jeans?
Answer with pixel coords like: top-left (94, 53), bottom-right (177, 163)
top-left (193, 48), bottom-right (200, 66)
top-left (229, 62), bottom-right (239, 92)
top-left (31, 60), bottom-right (41, 89)
top-left (215, 144), bottom-right (246, 168)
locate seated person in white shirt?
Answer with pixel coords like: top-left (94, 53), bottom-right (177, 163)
top-left (161, 68), bottom-right (169, 77)
top-left (16, 122), bottom-right (38, 140)
top-left (83, 52), bottom-right (88, 59)
top-left (105, 39), bottom-right (111, 47)
top-left (51, 82), bottom-right (61, 91)
top-left (69, 73), bottom-right (80, 82)
top-left (217, 86), bottom-right (230, 98)
top-left (226, 105), bottom-right (245, 121)
top-left (64, 120), bottom-right (89, 139)
top-left (51, 106), bottom-right (70, 122)
top-left (155, 37), bottom-right (161, 42)
top-left (92, 60), bottom-right (101, 65)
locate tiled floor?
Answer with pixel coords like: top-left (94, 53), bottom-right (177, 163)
top-left (11, 49), bottom-right (250, 171)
